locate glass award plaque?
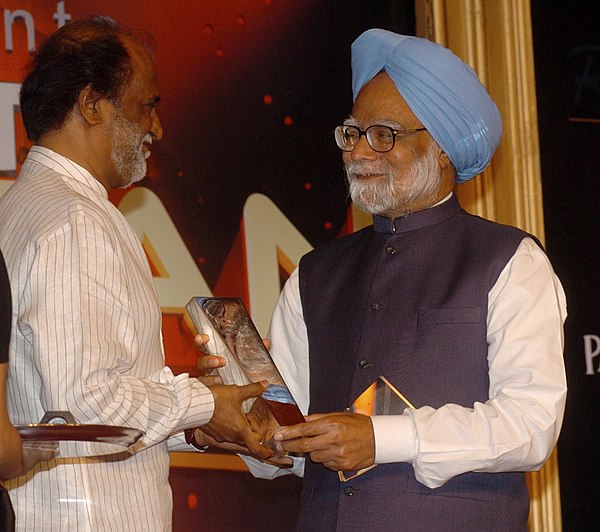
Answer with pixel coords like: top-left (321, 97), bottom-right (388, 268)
top-left (186, 297), bottom-right (305, 426)
top-left (338, 376), bottom-right (414, 482)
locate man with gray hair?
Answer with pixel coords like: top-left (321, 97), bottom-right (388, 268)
top-left (238, 29), bottom-right (567, 530)
top-left (0, 16), bottom-right (273, 531)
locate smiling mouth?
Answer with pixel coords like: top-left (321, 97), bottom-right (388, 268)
top-left (354, 172), bottom-right (385, 180)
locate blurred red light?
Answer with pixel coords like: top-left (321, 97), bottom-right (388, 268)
top-left (187, 492), bottom-right (198, 509)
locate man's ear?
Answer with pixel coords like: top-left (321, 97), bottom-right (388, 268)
top-left (439, 151), bottom-right (452, 169)
top-left (438, 150), bottom-right (457, 187)
top-left (77, 86), bottom-right (112, 126)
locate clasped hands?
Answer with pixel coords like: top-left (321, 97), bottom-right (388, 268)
top-left (192, 334), bottom-right (376, 472)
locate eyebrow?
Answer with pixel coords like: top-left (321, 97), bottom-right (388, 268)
top-left (343, 115), bottom-right (360, 127)
top-left (343, 115), bottom-right (405, 129)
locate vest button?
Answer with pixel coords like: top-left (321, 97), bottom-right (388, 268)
top-left (343, 486), bottom-right (355, 496)
top-left (371, 302), bottom-right (383, 310)
top-left (358, 359), bottom-right (369, 368)
top-left (386, 246), bottom-right (397, 255)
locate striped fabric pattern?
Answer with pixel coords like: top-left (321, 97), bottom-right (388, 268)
top-left (0, 146), bottom-right (214, 531)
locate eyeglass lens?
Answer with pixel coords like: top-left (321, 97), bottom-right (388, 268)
top-left (335, 125), bottom-right (425, 153)
top-left (335, 125), bottom-right (396, 153)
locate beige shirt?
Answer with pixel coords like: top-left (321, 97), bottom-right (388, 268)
top-left (0, 147), bottom-right (213, 531)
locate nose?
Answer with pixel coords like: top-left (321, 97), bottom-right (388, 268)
top-left (150, 109), bottom-right (163, 141)
top-left (349, 134), bottom-right (377, 161)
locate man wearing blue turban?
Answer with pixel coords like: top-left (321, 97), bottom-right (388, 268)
top-left (217, 29), bottom-right (567, 530)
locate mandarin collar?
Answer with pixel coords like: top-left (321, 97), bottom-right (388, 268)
top-left (372, 194), bottom-right (461, 234)
top-left (25, 146), bottom-right (109, 199)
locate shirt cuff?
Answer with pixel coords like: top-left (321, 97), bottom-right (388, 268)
top-left (371, 414), bottom-right (416, 464)
top-left (180, 376), bottom-right (215, 427)
top-left (240, 454), bottom-right (305, 479)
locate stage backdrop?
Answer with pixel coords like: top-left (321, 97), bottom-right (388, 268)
top-left (0, 1), bottom-right (415, 529)
top-left (531, 1), bottom-right (600, 530)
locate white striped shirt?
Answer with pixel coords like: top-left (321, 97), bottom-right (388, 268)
top-left (0, 146), bottom-right (214, 531)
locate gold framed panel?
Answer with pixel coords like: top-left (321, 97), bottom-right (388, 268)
top-left (415, 1), bottom-right (561, 530)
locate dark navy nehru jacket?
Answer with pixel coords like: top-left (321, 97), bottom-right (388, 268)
top-left (296, 195), bottom-right (533, 532)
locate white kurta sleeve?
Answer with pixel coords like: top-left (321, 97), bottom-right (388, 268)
top-left (25, 214), bottom-right (214, 457)
top-left (373, 237), bottom-right (567, 488)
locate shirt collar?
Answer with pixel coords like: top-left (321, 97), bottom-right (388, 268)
top-left (25, 146), bottom-right (109, 199)
top-left (372, 193), bottom-right (461, 234)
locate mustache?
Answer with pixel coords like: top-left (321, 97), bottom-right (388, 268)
top-left (345, 161), bottom-right (392, 180)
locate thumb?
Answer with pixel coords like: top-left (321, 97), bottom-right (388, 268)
top-left (239, 380), bottom-right (268, 399)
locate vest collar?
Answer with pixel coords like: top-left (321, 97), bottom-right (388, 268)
top-left (373, 194), bottom-right (461, 234)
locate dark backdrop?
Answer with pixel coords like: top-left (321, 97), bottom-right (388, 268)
top-left (166, 2), bottom-right (416, 529)
top-left (144, 0), bottom-right (416, 287)
top-left (531, 1), bottom-right (600, 529)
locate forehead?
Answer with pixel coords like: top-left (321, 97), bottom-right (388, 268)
top-left (350, 72), bottom-right (421, 127)
top-left (121, 39), bottom-right (159, 97)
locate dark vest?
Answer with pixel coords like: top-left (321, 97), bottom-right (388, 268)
top-left (297, 196), bottom-right (532, 532)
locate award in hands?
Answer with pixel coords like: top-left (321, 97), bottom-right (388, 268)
top-left (339, 376), bottom-right (415, 481)
top-left (186, 297), bottom-right (305, 426)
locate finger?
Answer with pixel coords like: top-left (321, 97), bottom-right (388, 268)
top-left (265, 454), bottom-right (294, 468)
top-left (262, 337), bottom-right (271, 350)
top-left (193, 333), bottom-right (210, 347)
top-left (208, 440), bottom-right (250, 454)
top-left (42, 448), bottom-right (60, 460)
top-left (303, 413), bottom-right (335, 422)
top-left (244, 433), bottom-right (274, 461)
top-left (275, 438), bottom-right (308, 454)
top-left (197, 375), bottom-right (223, 386)
top-left (197, 354), bottom-right (226, 372)
top-left (322, 460), bottom-right (343, 471)
top-left (22, 440), bottom-right (58, 450)
top-left (276, 432), bottom-right (330, 454)
top-left (239, 380), bottom-right (269, 400)
top-left (274, 420), bottom-right (327, 442)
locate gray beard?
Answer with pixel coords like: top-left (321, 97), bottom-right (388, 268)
top-left (345, 142), bottom-right (442, 218)
top-left (110, 114), bottom-right (149, 188)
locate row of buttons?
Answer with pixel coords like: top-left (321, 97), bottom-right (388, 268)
top-left (363, 297), bottom-right (385, 368)
top-left (342, 244), bottom-right (396, 499)
top-left (337, 242), bottom-right (395, 499)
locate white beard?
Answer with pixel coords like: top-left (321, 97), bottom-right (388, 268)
top-left (110, 113), bottom-right (151, 188)
top-left (346, 141), bottom-right (442, 218)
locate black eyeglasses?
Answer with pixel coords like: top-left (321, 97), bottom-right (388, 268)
top-left (334, 124), bottom-right (427, 153)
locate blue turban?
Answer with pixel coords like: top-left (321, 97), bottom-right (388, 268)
top-left (351, 29), bottom-right (502, 183)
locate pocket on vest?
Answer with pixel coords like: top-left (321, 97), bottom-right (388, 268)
top-left (417, 306), bottom-right (483, 325)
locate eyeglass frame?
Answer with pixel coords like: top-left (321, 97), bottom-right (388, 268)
top-left (334, 124), bottom-right (427, 153)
